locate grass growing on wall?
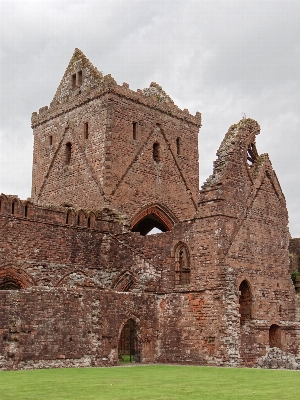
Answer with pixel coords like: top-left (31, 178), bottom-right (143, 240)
top-left (0, 365), bottom-right (299, 400)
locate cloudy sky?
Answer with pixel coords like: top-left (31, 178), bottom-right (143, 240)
top-left (1, 0), bottom-right (300, 236)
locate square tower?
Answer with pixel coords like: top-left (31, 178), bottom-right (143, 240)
top-left (31, 49), bottom-right (201, 225)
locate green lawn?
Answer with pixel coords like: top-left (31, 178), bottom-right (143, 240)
top-left (0, 365), bottom-right (299, 400)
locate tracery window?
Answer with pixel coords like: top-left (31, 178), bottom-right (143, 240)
top-left (175, 243), bottom-right (190, 285)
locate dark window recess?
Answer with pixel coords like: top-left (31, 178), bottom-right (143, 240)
top-left (269, 324), bottom-right (281, 349)
top-left (24, 205), bottom-right (28, 218)
top-left (175, 244), bottom-right (190, 285)
top-left (72, 73), bottom-right (76, 88)
top-left (72, 71), bottom-right (83, 88)
top-left (65, 142), bottom-right (72, 165)
top-left (239, 280), bottom-right (252, 324)
top-left (133, 122), bottom-right (137, 140)
top-left (153, 142), bottom-right (160, 162)
top-left (11, 202), bottom-right (15, 215)
top-left (77, 70), bottom-right (82, 86)
top-left (49, 136), bottom-right (53, 146)
top-left (84, 123), bottom-right (89, 140)
top-left (176, 137), bottom-right (181, 155)
top-left (87, 217), bottom-right (90, 228)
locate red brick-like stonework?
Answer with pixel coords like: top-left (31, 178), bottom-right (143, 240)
top-left (0, 48), bottom-right (299, 370)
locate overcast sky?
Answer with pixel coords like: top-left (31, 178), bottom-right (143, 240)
top-left (1, 0), bottom-right (300, 236)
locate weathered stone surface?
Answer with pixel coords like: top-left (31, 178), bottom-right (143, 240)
top-left (0, 49), bottom-right (299, 370)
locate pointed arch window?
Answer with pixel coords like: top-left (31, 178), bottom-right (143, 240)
top-left (175, 243), bottom-right (190, 285)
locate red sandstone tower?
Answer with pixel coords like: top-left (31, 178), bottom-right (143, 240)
top-left (31, 49), bottom-right (201, 232)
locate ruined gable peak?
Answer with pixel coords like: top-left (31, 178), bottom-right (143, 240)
top-left (50, 48), bottom-right (108, 108)
top-left (202, 118), bottom-right (261, 189)
top-left (142, 82), bottom-right (174, 104)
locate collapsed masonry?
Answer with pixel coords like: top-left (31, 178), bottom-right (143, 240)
top-left (0, 48), bottom-right (299, 370)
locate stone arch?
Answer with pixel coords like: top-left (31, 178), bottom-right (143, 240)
top-left (87, 212), bottom-right (96, 228)
top-left (118, 317), bottom-right (141, 363)
top-left (11, 197), bottom-right (21, 216)
top-left (269, 324), bottom-right (281, 349)
top-left (0, 266), bottom-right (35, 290)
top-left (130, 204), bottom-right (178, 236)
top-left (112, 271), bottom-right (137, 292)
top-left (174, 242), bottom-right (190, 285)
top-left (66, 208), bottom-right (75, 225)
top-left (0, 194), bottom-right (8, 213)
top-left (77, 210), bottom-right (86, 227)
top-left (239, 279), bottom-right (253, 325)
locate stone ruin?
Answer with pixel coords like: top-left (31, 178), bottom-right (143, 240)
top-left (0, 48), bottom-right (299, 370)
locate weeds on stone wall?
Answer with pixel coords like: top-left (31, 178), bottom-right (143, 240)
top-left (291, 270), bottom-right (300, 287)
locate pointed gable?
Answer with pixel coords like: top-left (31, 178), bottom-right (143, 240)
top-left (50, 48), bottom-right (105, 107)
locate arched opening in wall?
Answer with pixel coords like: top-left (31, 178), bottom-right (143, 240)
top-left (132, 214), bottom-right (168, 236)
top-left (118, 319), bottom-right (140, 363)
top-left (175, 243), bottom-right (190, 285)
top-left (0, 280), bottom-right (21, 290)
top-left (11, 201), bottom-right (15, 215)
top-left (269, 324), bottom-right (281, 349)
top-left (131, 205), bottom-right (176, 236)
top-left (24, 204), bottom-right (28, 218)
top-left (239, 280), bottom-right (252, 325)
top-left (113, 271), bottom-right (136, 292)
top-left (153, 142), bottom-right (160, 162)
top-left (65, 142), bottom-right (72, 165)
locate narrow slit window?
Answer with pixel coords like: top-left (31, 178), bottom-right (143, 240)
top-left (87, 217), bottom-right (91, 228)
top-left (24, 205), bottom-right (28, 217)
top-left (77, 70), bottom-right (82, 86)
top-left (72, 73), bottom-right (76, 88)
top-left (176, 137), bottom-right (180, 155)
top-left (65, 142), bottom-right (72, 165)
top-left (153, 142), bottom-right (160, 162)
top-left (84, 123), bottom-right (89, 140)
top-left (133, 122), bottom-right (137, 140)
top-left (49, 135), bottom-right (53, 146)
top-left (11, 202), bottom-right (15, 215)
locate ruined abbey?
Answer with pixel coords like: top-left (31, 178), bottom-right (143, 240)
top-left (0, 48), bottom-right (299, 370)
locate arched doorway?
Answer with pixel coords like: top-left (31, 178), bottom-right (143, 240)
top-left (118, 319), bottom-right (140, 363)
top-left (239, 280), bottom-right (252, 325)
top-left (269, 324), bottom-right (281, 349)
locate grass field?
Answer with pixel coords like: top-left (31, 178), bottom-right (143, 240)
top-left (0, 365), bottom-right (299, 400)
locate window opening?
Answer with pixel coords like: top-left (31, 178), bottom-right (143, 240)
top-left (247, 142), bottom-right (258, 168)
top-left (77, 214), bottom-right (80, 226)
top-left (77, 70), bottom-right (82, 86)
top-left (65, 142), bottom-right (72, 165)
top-left (239, 280), bottom-right (252, 324)
top-left (24, 205), bottom-right (28, 218)
top-left (84, 122), bottom-right (89, 140)
top-left (87, 217), bottom-right (90, 228)
top-left (49, 135), bottom-right (53, 146)
top-left (118, 319), bottom-right (140, 363)
top-left (133, 122), bottom-right (137, 140)
top-left (176, 137), bottom-right (180, 155)
top-left (269, 324), bottom-right (281, 349)
top-left (72, 71), bottom-right (83, 88)
top-left (11, 202), bottom-right (15, 215)
top-left (72, 73), bottom-right (76, 88)
top-left (175, 244), bottom-right (190, 285)
top-left (153, 142), bottom-right (160, 162)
